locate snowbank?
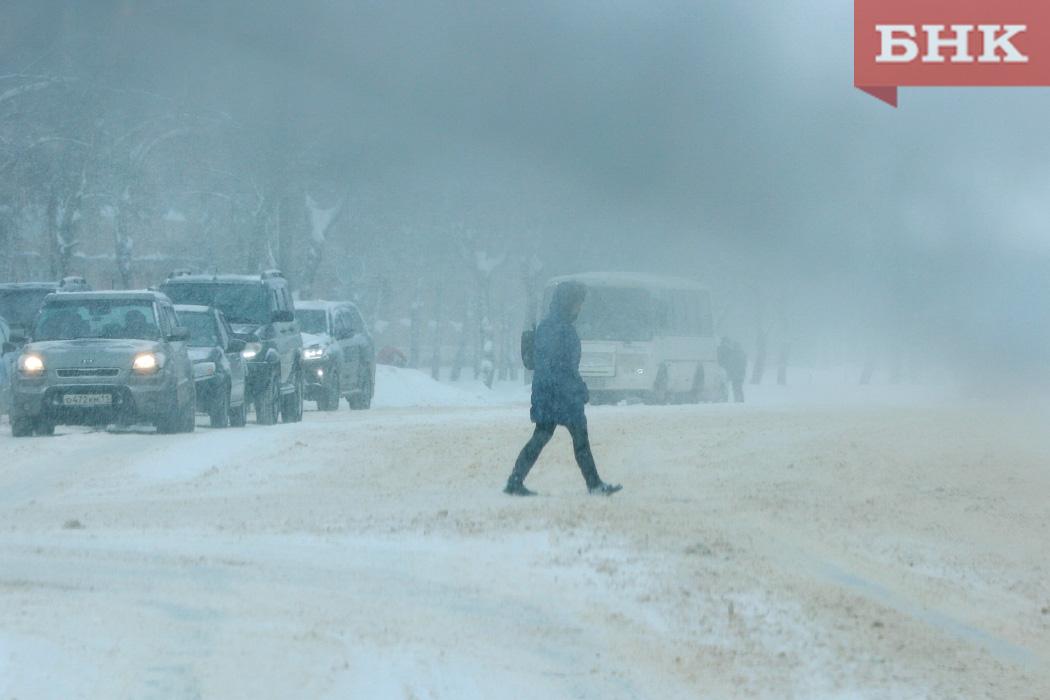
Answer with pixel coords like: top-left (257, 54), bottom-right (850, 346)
top-left (372, 365), bottom-right (529, 408)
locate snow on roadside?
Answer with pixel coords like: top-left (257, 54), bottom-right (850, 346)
top-left (129, 425), bottom-right (279, 483)
top-left (372, 365), bottom-right (528, 408)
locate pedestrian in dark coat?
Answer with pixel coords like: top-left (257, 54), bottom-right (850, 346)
top-left (505, 281), bottom-right (621, 496)
top-left (729, 341), bottom-right (747, 402)
top-left (718, 337), bottom-right (747, 402)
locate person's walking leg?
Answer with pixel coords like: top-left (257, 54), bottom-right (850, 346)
top-left (566, 422), bottom-right (603, 490)
top-left (505, 423), bottom-right (556, 494)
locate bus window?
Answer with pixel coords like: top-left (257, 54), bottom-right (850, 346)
top-left (653, 289), bottom-right (714, 337)
top-left (652, 296), bottom-right (672, 334)
top-left (575, 287), bottom-right (652, 342)
top-left (697, 290), bottom-right (713, 336)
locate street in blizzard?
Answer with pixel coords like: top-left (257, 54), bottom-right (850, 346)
top-left (2, 2), bottom-right (1049, 699)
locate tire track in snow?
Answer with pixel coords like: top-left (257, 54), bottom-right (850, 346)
top-left (734, 518), bottom-right (1040, 671)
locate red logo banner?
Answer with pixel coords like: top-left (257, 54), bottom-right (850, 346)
top-left (855, 0), bottom-right (1050, 106)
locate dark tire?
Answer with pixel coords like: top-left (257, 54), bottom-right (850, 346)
top-left (11, 416), bottom-right (33, 438)
top-left (318, 370), bottom-right (340, 411)
top-left (648, 364), bottom-right (670, 405)
top-left (178, 390), bottom-right (196, 433)
top-left (280, 364), bottom-right (304, 423)
top-left (229, 400), bottom-right (246, 428)
top-left (156, 392), bottom-right (182, 434)
top-left (347, 366), bottom-right (372, 410)
top-left (34, 418), bottom-right (56, 436)
top-left (209, 382), bottom-right (230, 428)
top-left (684, 365), bottom-right (704, 404)
top-left (255, 370), bottom-right (279, 425)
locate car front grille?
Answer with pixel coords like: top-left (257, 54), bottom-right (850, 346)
top-left (57, 368), bottom-right (121, 378)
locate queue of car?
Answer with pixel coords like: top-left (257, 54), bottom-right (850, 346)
top-left (0, 270), bottom-right (375, 437)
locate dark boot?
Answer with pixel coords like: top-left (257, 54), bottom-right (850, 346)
top-left (504, 481), bottom-right (537, 496)
top-left (588, 482), bottom-right (622, 496)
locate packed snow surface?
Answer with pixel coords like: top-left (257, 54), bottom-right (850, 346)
top-left (1, 367), bottom-right (1048, 699)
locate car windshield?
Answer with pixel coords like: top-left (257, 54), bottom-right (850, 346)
top-left (570, 287), bottom-right (653, 342)
top-left (296, 309), bottom-right (328, 335)
top-left (178, 311), bottom-right (220, 347)
top-left (34, 299), bottom-right (159, 341)
top-left (0, 288), bottom-right (55, 329)
top-left (160, 283), bottom-right (269, 325)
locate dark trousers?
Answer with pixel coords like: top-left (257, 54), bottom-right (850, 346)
top-left (508, 422), bottom-right (602, 489)
top-left (731, 380), bottom-right (745, 402)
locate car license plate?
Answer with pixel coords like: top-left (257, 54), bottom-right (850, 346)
top-left (63, 394), bottom-right (112, 406)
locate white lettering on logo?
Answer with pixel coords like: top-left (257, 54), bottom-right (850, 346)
top-left (875, 24), bottom-right (1029, 64)
top-left (978, 24), bottom-right (1028, 63)
top-left (922, 25), bottom-right (975, 63)
top-left (875, 25), bottom-right (918, 63)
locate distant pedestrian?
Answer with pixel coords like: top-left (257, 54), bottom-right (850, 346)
top-left (719, 337), bottom-right (747, 403)
top-left (505, 281), bottom-right (621, 496)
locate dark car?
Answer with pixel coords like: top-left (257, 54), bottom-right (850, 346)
top-left (175, 304), bottom-right (248, 428)
top-left (0, 314), bottom-right (13, 416)
top-left (0, 277), bottom-right (92, 343)
top-left (295, 300), bottom-right (375, 410)
top-left (9, 290), bottom-right (196, 436)
top-left (159, 271), bottom-right (303, 425)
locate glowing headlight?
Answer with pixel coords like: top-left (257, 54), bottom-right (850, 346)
top-left (132, 352), bottom-right (165, 373)
top-left (19, 354), bottom-right (44, 374)
top-left (241, 342), bottom-right (262, 360)
top-left (303, 345), bottom-right (323, 360)
top-left (193, 361), bottom-right (216, 378)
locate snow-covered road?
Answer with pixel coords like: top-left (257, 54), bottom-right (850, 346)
top-left (1, 374), bottom-right (1048, 699)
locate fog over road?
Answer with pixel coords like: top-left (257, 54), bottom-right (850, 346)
top-left (1, 392), bottom-right (1048, 699)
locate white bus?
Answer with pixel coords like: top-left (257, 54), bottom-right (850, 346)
top-left (541, 272), bottom-right (728, 404)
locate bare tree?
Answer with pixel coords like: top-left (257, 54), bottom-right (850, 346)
top-left (301, 191), bottom-right (350, 297)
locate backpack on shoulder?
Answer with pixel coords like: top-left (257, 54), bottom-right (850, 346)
top-left (520, 324), bottom-right (536, 371)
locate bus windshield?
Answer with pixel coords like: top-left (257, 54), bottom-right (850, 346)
top-left (573, 287), bottom-right (653, 342)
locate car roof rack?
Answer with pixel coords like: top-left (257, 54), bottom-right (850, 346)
top-left (260, 269), bottom-right (284, 280)
top-left (168, 268), bottom-right (193, 279)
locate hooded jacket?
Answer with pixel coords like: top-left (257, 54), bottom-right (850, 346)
top-left (530, 281), bottom-right (589, 424)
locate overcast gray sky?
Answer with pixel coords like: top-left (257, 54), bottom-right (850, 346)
top-left (6, 0), bottom-right (1050, 383)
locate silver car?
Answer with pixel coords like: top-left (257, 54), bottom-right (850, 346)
top-left (9, 291), bottom-right (196, 436)
top-left (174, 304), bottom-right (248, 428)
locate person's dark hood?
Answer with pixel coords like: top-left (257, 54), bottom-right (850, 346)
top-left (549, 281), bottom-right (587, 323)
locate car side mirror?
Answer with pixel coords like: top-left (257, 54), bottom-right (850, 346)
top-left (226, 338), bottom-right (246, 353)
top-left (272, 309), bottom-right (295, 323)
top-left (167, 327), bottom-right (191, 342)
top-left (2, 341), bottom-right (16, 355)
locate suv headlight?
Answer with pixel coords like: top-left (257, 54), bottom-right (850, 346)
top-left (132, 352), bottom-right (166, 373)
top-left (303, 345), bottom-right (323, 360)
top-left (241, 341), bottom-right (262, 360)
top-left (19, 354), bottom-right (44, 375)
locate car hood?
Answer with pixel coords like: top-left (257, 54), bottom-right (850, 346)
top-left (230, 324), bottom-right (261, 337)
top-left (24, 339), bottom-right (163, 369)
top-left (301, 332), bottom-right (329, 348)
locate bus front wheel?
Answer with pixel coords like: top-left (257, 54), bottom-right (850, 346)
top-left (682, 364), bottom-right (704, 404)
top-left (648, 365), bottom-right (670, 405)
